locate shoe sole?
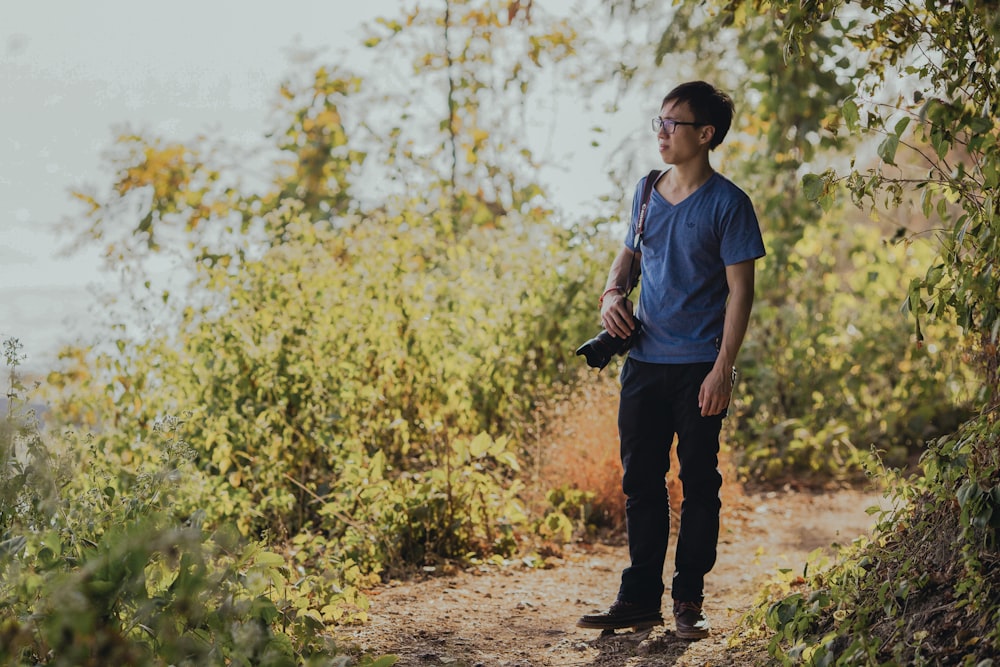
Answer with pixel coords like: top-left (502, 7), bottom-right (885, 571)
top-left (576, 616), bottom-right (664, 631)
top-left (675, 627), bottom-right (710, 640)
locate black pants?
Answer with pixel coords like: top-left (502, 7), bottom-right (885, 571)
top-left (616, 357), bottom-right (724, 606)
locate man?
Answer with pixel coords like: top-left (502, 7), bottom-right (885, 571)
top-left (577, 81), bottom-right (765, 639)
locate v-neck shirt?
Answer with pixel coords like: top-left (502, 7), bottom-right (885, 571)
top-left (623, 169), bottom-right (765, 364)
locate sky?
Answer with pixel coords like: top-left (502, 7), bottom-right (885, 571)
top-left (0, 1), bottom-right (639, 375)
top-left (0, 1), bottom-right (422, 373)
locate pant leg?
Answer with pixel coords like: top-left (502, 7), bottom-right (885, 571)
top-left (670, 362), bottom-right (724, 603)
top-left (616, 358), bottom-right (674, 605)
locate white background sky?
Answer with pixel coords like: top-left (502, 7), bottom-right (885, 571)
top-left (0, 1), bottom-right (641, 374)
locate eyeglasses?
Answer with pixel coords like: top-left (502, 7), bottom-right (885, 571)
top-left (652, 117), bottom-right (705, 134)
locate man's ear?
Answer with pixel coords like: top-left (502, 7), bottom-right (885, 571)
top-left (699, 124), bottom-right (716, 147)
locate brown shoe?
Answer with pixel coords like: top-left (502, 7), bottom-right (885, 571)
top-left (577, 599), bottom-right (664, 630)
top-left (673, 600), bottom-right (710, 639)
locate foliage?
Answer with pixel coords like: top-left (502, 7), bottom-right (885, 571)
top-left (738, 418), bottom-right (1000, 665)
top-left (1, 338), bottom-right (54, 536)
top-left (765, 0), bottom-right (1000, 390)
top-left (27, 7), bottom-right (624, 659)
top-left (606, 0), bottom-right (973, 484)
top-left (2, 340), bottom-right (396, 666)
top-left (43, 1), bottom-right (610, 589)
top-left (730, 215), bottom-right (970, 482)
top-left (536, 486), bottom-right (597, 544)
top-left (358, 0), bottom-right (582, 231)
top-left (66, 1), bottom-right (586, 271)
top-left (28, 0), bottom-right (999, 659)
top-left (703, 0), bottom-right (1000, 662)
top-left (45, 194), bottom-right (598, 576)
top-left (69, 68), bottom-right (364, 275)
top-left (28, 0), bottom-right (1000, 661)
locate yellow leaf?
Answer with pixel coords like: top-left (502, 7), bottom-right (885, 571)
top-left (254, 551), bottom-right (286, 567)
top-left (469, 432), bottom-right (493, 458)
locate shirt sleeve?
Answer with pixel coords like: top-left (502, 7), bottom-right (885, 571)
top-left (719, 192), bottom-right (766, 265)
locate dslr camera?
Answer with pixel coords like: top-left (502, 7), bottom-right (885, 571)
top-left (575, 319), bottom-right (642, 370)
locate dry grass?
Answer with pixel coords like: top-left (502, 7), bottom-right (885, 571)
top-left (533, 367), bottom-right (744, 539)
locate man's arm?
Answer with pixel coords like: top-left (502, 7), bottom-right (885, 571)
top-left (699, 259), bottom-right (756, 416)
top-left (600, 246), bottom-right (641, 339)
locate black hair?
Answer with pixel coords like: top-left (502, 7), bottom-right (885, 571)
top-left (661, 81), bottom-right (734, 150)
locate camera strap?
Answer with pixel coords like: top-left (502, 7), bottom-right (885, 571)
top-left (626, 169), bottom-right (662, 296)
top-left (634, 169), bottom-right (661, 246)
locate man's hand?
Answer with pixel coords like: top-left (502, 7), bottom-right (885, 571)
top-left (601, 292), bottom-right (636, 339)
top-left (698, 365), bottom-right (733, 417)
top-left (600, 247), bottom-right (640, 339)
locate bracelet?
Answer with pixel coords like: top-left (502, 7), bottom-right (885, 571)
top-left (599, 286), bottom-right (625, 305)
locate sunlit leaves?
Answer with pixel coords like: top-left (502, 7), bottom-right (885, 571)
top-left (751, 0), bottom-right (1000, 394)
top-left (74, 135), bottom-right (233, 264)
top-left (730, 217), bottom-right (967, 481)
top-left (801, 169), bottom-right (838, 211)
top-left (715, 1), bottom-right (1000, 659)
top-left (356, 1), bottom-right (586, 237)
top-left (66, 65), bottom-right (367, 280)
top-left (48, 185), bottom-right (606, 572)
top-left (274, 67), bottom-right (364, 222)
top-left (841, 98), bottom-right (860, 132)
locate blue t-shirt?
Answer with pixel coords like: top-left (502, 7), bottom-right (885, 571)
top-left (623, 170), bottom-right (765, 364)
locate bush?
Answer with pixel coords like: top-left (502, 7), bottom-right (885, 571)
top-left (739, 415), bottom-right (1000, 665)
top-left (2, 345), bottom-right (392, 666)
top-left (42, 205), bottom-right (606, 578)
top-left (729, 218), bottom-right (971, 484)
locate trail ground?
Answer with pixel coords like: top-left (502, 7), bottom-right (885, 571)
top-left (342, 485), bottom-right (890, 666)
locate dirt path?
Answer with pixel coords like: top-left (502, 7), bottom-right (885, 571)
top-left (342, 487), bottom-right (892, 666)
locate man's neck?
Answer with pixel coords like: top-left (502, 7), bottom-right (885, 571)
top-left (658, 158), bottom-right (715, 205)
top-left (667, 157), bottom-right (714, 192)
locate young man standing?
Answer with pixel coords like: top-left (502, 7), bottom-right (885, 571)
top-left (577, 81), bottom-right (765, 639)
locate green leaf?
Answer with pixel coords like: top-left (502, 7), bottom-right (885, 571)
top-left (920, 188), bottom-right (934, 218)
top-left (984, 162), bottom-right (999, 189)
top-left (971, 503), bottom-right (993, 530)
top-left (924, 264), bottom-right (944, 289)
top-left (933, 132), bottom-right (949, 160)
top-left (841, 99), bottom-right (859, 131)
top-left (251, 596), bottom-right (281, 623)
top-left (956, 480), bottom-right (982, 509)
top-left (877, 135), bottom-right (900, 165)
top-left (802, 173), bottom-right (825, 201)
top-left (369, 449), bottom-right (387, 480)
top-left (366, 656), bottom-right (400, 667)
top-left (969, 116), bottom-right (993, 134)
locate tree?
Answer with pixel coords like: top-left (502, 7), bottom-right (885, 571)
top-left (598, 0), bottom-right (969, 480)
top-left (46, 1), bottom-right (611, 574)
top-left (709, 1), bottom-right (1000, 661)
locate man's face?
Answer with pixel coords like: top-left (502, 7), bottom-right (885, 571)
top-left (656, 100), bottom-right (712, 165)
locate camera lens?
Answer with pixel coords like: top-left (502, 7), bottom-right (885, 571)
top-left (575, 321), bottom-right (641, 370)
top-left (576, 334), bottom-right (616, 369)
